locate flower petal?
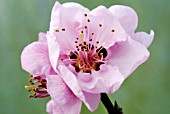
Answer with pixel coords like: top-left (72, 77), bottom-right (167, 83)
top-left (58, 65), bottom-right (100, 112)
top-left (78, 65), bottom-right (124, 94)
top-left (132, 30), bottom-right (154, 48)
top-left (82, 91), bottom-right (101, 112)
top-left (47, 74), bottom-right (82, 114)
top-left (62, 2), bottom-right (89, 11)
top-left (108, 37), bottom-right (150, 77)
top-left (46, 32), bottom-right (60, 72)
top-left (38, 32), bottom-right (47, 42)
top-left (85, 6), bottom-right (127, 49)
top-left (109, 5), bottom-right (138, 34)
top-left (21, 42), bottom-right (52, 75)
top-left (46, 100), bottom-right (62, 114)
top-left (50, 2), bottom-right (89, 51)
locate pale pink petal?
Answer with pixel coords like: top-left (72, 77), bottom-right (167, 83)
top-left (132, 30), bottom-right (154, 48)
top-left (38, 32), bottom-right (47, 42)
top-left (82, 91), bottom-right (100, 112)
top-left (21, 42), bottom-right (52, 75)
top-left (78, 65), bottom-right (124, 94)
top-left (50, 2), bottom-right (89, 51)
top-left (62, 2), bottom-right (89, 11)
top-left (109, 5), bottom-right (138, 34)
top-left (58, 65), bottom-right (100, 112)
top-left (47, 74), bottom-right (82, 114)
top-left (46, 32), bottom-right (60, 72)
top-left (108, 37), bottom-right (150, 77)
top-left (84, 6), bottom-right (127, 49)
top-left (46, 100), bottom-right (62, 114)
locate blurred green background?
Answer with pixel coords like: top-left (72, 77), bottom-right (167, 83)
top-left (0, 0), bottom-right (169, 114)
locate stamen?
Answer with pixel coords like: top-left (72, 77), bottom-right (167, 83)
top-left (92, 33), bottom-right (94, 35)
top-left (79, 31), bottom-right (83, 37)
top-left (62, 28), bottom-right (65, 31)
top-left (55, 29), bottom-right (59, 32)
top-left (111, 29), bottom-right (115, 32)
top-left (84, 13), bottom-right (87, 17)
top-left (87, 19), bottom-right (90, 22)
top-left (25, 76), bottom-right (48, 98)
top-left (99, 24), bottom-right (102, 27)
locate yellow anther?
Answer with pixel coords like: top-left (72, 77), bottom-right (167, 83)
top-left (100, 53), bottom-right (103, 56)
top-left (79, 31), bottom-right (83, 37)
top-left (25, 85), bottom-right (37, 91)
top-left (29, 74), bottom-right (33, 77)
top-left (55, 29), bottom-right (59, 32)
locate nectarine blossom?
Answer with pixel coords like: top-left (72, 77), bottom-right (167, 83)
top-left (21, 1), bottom-right (154, 114)
top-left (47, 1), bottom-right (153, 100)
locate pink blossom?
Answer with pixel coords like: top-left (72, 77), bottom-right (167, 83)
top-left (21, 32), bottom-right (100, 114)
top-left (21, 1), bottom-right (154, 114)
top-left (47, 1), bottom-right (153, 98)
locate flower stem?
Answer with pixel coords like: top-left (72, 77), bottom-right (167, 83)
top-left (100, 93), bottom-right (123, 114)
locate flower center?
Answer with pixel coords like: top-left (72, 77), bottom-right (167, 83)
top-left (57, 14), bottom-right (116, 73)
top-left (68, 28), bottom-right (108, 73)
top-left (69, 44), bottom-right (108, 74)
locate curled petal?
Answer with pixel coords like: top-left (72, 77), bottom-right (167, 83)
top-left (109, 5), bottom-right (138, 34)
top-left (132, 30), bottom-right (154, 48)
top-left (47, 74), bottom-right (82, 114)
top-left (78, 65), bottom-right (124, 94)
top-left (21, 42), bottom-right (52, 75)
top-left (108, 37), bottom-right (150, 77)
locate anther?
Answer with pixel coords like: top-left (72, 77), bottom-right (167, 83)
top-left (84, 13), bottom-right (87, 17)
top-left (99, 24), bottom-right (102, 27)
top-left (55, 29), bottom-right (59, 32)
top-left (83, 41), bottom-right (86, 45)
top-left (75, 41), bottom-right (78, 43)
top-left (80, 31), bottom-right (83, 37)
top-left (84, 26), bottom-right (87, 29)
top-left (96, 41), bottom-right (99, 44)
top-left (87, 19), bottom-right (90, 22)
top-left (62, 28), bottom-right (65, 31)
top-left (89, 39), bottom-right (92, 41)
top-left (111, 29), bottom-right (115, 32)
top-left (91, 33), bottom-right (94, 35)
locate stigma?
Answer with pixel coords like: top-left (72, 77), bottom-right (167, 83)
top-left (25, 75), bottom-right (49, 98)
